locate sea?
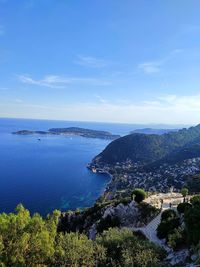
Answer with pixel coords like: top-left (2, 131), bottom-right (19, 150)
top-left (0, 117), bottom-right (180, 216)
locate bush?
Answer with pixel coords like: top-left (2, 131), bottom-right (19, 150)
top-left (177, 202), bottom-right (192, 214)
top-left (161, 209), bottom-right (176, 222)
top-left (157, 218), bottom-right (180, 239)
top-left (167, 227), bottom-right (186, 250)
top-left (185, 203), bottom-right (200, 245)
top-left (96, 215), bottom-right (120, 234)
top-left (0, 204), bottom-right (106, 267)
top-left (96, 228), bottom-right (166, 267)
top-left (181, 188), bottom-right (188, 198)
top-left (132, 188), bottom-right (146, 203)
top-left (54, 232), bottom-right (106, 267)
top-left (190, 195), bottom-right (200, 206)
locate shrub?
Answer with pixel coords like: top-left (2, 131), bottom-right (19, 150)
top-left (181, 188), bottom-right (188, 198)
top-left (177, 202), bottom-right (192, 214)
top-left (96, 215), bottom-right (120, 234)
top-left (161, 209), bottom-right (176, 222)
top-left (157, 218), bottom-right (180, 239)
top-left (184, 203), bottom-right (200, 245)
top-left (167, 227), bottom-right (186, 250)
top-left (190, 195), bottom-right (200, 206)
top-left (54, 232), bottom-right (105, 267)
top-left (132, 188), bottom-right (146, 203)
top-left (96, 228), bottom-right (166, 267)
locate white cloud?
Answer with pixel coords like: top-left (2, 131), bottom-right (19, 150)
top-left (138, 61), bottom-right (161, 74)
top-left (75, 55), bottom-right (111, 68)
top-left (138, 49), bottom-right (183, 75)
top-left (94, 95), bottom-right (108, 104)
top-left (17, 74), bottom-right (111, 88)
top-left (2, 94), bottom-right (200, 125)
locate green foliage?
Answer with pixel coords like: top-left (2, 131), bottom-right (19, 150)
top-left (132, 188), bottom-right (146, 203)
top-left (157, 218), bottom-right (180, 239)
top-left (177, 202), bottom-right (192, 214)
top-left (185, 203), bottom-right (200, 245)
top-left (190, 195), bottom-right (200, 206)
top-left (137, 202), bottom-right (159, 225)
top-left (95, 124), bottom-right (200, 164)
top-left (96, 215), bottom-right (120, 234)
top-left (0, 204), bottom-right (59, 266)
top-left (0, 205), bottom-right (167, 267)
top-left (54, 232), bottom-right (105, 267)
top-left (96, 228), bottom-right (166, 267)
top-left (0, 205), bottom-right (105, 267)
top-left (161, 209), bottom-right (176, 222)
top-left (181, 188), bottom-right (188, 198)
top-left (167, 227), bottom-right (186, 250)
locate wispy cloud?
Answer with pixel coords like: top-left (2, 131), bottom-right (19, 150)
top-left (2, 94), bottom-right (200, 124)
top-left (94, 94), bottom-right (108, 104)
top-left (138, 61), bottom-right (161, 74)
top-left (0, 25), bottom-right (5, 36)
top-left (74, 55), bottom-right (111, 68)
top-left (138, 49), bottom-right (183, 75)
top-left (17, 74), bottom-right (111, 88)
top-left (141, 94), bottom-right (200, 112)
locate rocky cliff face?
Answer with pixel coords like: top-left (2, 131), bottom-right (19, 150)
top-left (58, 200), bottom-right (159, 239)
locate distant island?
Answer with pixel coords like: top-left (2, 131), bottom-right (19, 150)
top-left (12, 127), bottom-right (121, 140)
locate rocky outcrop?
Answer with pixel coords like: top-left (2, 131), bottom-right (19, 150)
top-left (58, 199), bottom-right (159, 240)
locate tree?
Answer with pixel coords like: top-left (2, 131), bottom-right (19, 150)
top-left (0, 205), bottom-right (107, 267)
top-left (177, 202), bottom-right (191, 214)
top-left (96, 215), bottom-right (120, 234)
top-left (181, 188), bottom-right (188, 202)
top-left (190, 195), bottom-right (200, 206)
top-left (0, 204), bottom-right (56, 266)
top-left (132, 188), bottom-right (146, 203)
top-left (54, 232), bottom-right (104, 267)
top-left (96, 228), bottom-right (165, 267)
top-left (157, 218), bottom-right (180, 239)
top-left (167, 227), bottom-right (186, 250)
top-left (161, 209), bottom-right (176, 222)
top-left (184, 203), bottom-right (200, 245)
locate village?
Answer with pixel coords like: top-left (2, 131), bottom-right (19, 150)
top-left (88, 157), bottom-right (200, 201)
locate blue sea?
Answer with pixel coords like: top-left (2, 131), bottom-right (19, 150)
top-left (0, 118), bottom-right (181, 216)
top-left (0, 118), bottom-right (140, 216)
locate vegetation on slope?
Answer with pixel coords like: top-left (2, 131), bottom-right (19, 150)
top-left (0, 204), bottom-right (166, 267)
top-left (156, 195), bottom-right (200, 263)
top-left (94, 124), bottom-right (200, 164)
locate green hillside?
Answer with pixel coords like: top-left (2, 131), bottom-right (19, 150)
top-left (93, 124), bottom-right (200, 165)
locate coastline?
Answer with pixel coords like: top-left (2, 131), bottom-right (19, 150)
top-left (87, 162), bottom-right (117, 203)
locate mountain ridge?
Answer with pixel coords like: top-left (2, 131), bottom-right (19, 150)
top-left (93, 124), bottom-right (200, 165)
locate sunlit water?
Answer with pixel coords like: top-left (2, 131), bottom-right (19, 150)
top-left (0, 118), bottom-right (162, 215)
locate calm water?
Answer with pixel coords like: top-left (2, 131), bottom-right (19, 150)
top-left (0, 118), bottom-right (140, 216)
top-left (0, 118), bottom-right (180, 216)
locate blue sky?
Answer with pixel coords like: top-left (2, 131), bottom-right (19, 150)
top-left (1, 0), bottom-right (200, 124)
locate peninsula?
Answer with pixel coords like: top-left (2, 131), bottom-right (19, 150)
top-left (12, 127), bottom-right (120, 140)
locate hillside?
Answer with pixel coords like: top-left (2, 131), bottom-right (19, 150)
top-left (130, 128), bottom-right (178, 135)
top-left (93, 124), bottom-right (200, 165)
